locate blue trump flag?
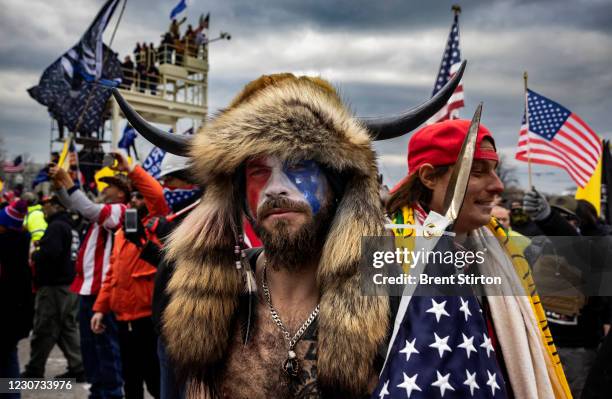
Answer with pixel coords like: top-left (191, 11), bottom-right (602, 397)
top-left (28, 0), bottom-right (122, 136)
top-left (143, 147), bottom-right (167, 180)
top-left (170, 0), bottom-right (187, 19)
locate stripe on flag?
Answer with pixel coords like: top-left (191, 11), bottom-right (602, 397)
top-left (427, 14), bottom-right (464, 124)
top-left (515, 89), bottom-right (601, 188)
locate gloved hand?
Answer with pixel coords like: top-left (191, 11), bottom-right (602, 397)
top-left (523, 188), bottom-right (551, 221)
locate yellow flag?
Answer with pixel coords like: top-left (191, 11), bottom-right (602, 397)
top-left (93, 156), bottom-right (133, 193)
top-left (94, 166), bottom-right (116, 193)
top-left (57, 137), bottom-right (72, 171)
top-left (575, 152), bottom-right (602, 215)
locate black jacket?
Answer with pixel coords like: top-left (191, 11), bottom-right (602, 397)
top-left (534, 209), bottom-right (608, 348)
top-left (0, 229), bottom-right (33, 348)
top-left (32, 211), bottom-right (77, 287)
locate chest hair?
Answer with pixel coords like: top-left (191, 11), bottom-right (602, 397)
top-left (218, 300), bottom-right (321, 399)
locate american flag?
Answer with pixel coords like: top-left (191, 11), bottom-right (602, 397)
top-left (516, 89), bottom-right (602, 188)
top-left (373, 296), bottom-right (507, 398)
top-left (427, 13), bottom-right (464, 124)
top-left (3, 155), bottom-right (25, 173)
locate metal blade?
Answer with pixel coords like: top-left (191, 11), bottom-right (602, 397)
top-left (442, 103), bottom-right (483, 222)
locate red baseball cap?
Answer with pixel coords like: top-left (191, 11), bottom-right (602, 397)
top-left (390, 119), bottom-right (498, 193)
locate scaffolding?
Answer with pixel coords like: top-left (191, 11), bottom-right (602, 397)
top-left (110, 39), bottom-right (212, 147)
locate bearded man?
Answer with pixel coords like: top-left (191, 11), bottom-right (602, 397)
top-left (163, 75), bottom-right (389, 398)
top-left (111, 67), bottom-right (465, 398)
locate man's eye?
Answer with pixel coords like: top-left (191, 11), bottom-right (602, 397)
top-left (248, 168), bottom-right (269, 177)
top-left (289, 165), bottom-right (307, 172)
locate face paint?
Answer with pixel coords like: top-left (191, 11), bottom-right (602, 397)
top-left (283, 160), bottom-right (323, 214)
top-left (245, 156), bottom-right (330, 219)
top-left (245, 158), bottom-right (273, 219)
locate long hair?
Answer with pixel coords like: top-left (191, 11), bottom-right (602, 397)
top-left (386, 166), bottom-right (449, 215)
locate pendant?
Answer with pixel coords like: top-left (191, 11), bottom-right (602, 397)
top-left (282, 350), bottom-right (299, 377)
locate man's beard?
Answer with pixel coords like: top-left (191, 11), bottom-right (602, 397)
top-left (254, 196), bottom-right (334, 272)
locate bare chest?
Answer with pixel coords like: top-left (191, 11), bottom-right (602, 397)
top-left (218, 302), bottom-right (320, 399)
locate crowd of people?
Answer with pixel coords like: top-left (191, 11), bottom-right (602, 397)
top-left (0, 150), bottom-right (211, 399)
top-left (1, 72), bottom-right (611, 399)
top-left (120, 17), bottom-right (208, 95)
top-left (491, 193), bottom-right (612, 397)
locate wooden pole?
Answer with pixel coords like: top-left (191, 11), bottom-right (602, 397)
top-left (524, 71), bottom-right (533, 189)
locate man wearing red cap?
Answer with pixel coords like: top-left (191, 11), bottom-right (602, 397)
top-left (385, 119), bottom-right (571, 398)
top-left (387, 119), bottom-right (501, 232)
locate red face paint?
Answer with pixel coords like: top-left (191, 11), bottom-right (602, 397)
top-left (245, 157), bottom-right (272, 218)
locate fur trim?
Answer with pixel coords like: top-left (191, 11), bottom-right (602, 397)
top-left (163, 75), bottom-right (389, 395)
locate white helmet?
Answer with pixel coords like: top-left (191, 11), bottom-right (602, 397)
top-left (159, 153), bottom-right (190, 179)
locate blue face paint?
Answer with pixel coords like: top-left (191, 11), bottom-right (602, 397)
top-left (283, 160), bottom-right (324, 214)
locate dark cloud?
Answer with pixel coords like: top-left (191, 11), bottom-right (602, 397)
top-left (1, 0), bottom-right (611, 193)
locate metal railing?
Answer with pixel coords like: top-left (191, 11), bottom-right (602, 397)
top-left (118, 40), bottom-right (208, 105)
top-left (131, 39), bottom-right (207, 69)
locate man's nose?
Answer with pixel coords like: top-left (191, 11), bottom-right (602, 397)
top-left (263, 169), bottom-right (291, 198)
top-left (488, 171), bottom-right (505, 194)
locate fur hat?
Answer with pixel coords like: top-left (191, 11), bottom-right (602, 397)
top-left (163, 74), bottom-right (390, 395)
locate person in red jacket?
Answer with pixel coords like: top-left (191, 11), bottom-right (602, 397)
top-left (90, 153), bottom-right (169, 399)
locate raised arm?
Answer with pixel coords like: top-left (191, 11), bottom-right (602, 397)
top-left (113, 151), bottom-right (169, 217)
top-left (50, 166), bottom-right (104, 222)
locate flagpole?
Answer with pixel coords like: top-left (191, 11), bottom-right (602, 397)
top-left (109, 0), bottom-right (127, 48)
top-left (524, 71), bottom-right (533, 189)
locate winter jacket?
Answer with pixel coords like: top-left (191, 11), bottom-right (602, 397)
top-left (0, 229), bottom-right (33, 349)
top-left (32, 211), bottom-right (78, 287)
top-left (93, 166), bottom-right (169, 321)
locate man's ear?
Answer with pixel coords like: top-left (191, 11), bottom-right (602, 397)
top-left (417, 164), bottom-right (438, 190)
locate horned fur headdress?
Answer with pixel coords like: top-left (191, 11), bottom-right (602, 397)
top-left (112, 65), bottom-right (465, 396)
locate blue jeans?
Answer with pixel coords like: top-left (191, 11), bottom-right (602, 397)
top-left (0, 344), bottom-right (21, 399)
top-left (79, 295), bottom-right (123, 399)
top-left (157, 337), bottom-right (183, 399)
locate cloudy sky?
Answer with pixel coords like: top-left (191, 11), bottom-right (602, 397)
top-left (1, 0), bottom-right (611, 192)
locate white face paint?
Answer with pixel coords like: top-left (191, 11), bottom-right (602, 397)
top-left (245, 155), bottom-right (331, 221)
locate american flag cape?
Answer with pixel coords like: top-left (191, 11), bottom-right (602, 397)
top-left (427, 13), bottom-right (465, 124)
top-left (372, 211), bottom-right (508, 399)
top-left (516, 89), bottom-right (602, 188)
top-left (28, 0), bottom-right (122, 136)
